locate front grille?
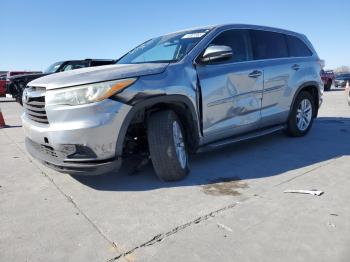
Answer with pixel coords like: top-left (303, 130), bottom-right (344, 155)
top-left (23, 91), bottom-right (49, 124)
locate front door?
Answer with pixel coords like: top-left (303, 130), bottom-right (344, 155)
top-left (196, 29), bottom-right (264, 143)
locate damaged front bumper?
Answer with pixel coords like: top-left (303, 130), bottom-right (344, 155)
top-left (25, 137), bottom-right (122, 175)
top-left (22, 99), bottom-right (132, 175)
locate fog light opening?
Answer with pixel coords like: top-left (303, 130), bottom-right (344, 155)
top-left (67, 145), bottom-right (97, 159)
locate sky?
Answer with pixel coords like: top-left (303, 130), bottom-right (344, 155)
top-left (1, 0), bottom-right (349, 71)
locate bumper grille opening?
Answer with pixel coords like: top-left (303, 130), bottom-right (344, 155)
top-left (23, 91), bottom-right (48, 124)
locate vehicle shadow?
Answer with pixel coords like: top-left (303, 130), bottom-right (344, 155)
top-left (72, 116), bottom-right (350, 191)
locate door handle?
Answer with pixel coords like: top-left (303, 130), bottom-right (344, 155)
top-left (248, 70), bottom-right (262, 78)
top-left (292, 64), bottom-right (301, 71)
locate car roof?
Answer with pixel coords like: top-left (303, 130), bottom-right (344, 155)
top-left (171, 24), bottom-right (304, 38)
top-left (214, 24), bottom-right (304, 37)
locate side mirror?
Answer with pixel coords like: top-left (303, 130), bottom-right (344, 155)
top-left (200, 45), bottom-right (233, 63)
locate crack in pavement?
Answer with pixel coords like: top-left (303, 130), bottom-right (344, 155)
top-left (107, 152), bottom-right (342, 262)
top-left (2, 129), bottom-right (124, 258)
top-left (107, 202), bottom-right (239, 261)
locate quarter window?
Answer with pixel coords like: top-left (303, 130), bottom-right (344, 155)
top-left (251, 30), bottom-right (288, 60)
top-left (286, 35), bottom-right (312, 57)
top-left (206, 30), bottom-right (251, 64)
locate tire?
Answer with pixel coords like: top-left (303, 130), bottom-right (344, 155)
top-left (147, 110), bottom-right (189, 181)
top-left (285, 91), bottom-right (315, 137)
top-left (324, 79), bottom-right (332, 91)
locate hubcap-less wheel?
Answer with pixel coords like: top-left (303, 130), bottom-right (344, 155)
top-left (296, 99), bottom-right (312, 131)
top-left (172, 121), bottom-right (187, 169)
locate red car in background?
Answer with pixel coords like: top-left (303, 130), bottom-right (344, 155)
top-left (320, 70), bottom-right (335, 91)
top-left (0, 74), bottom-right (7, 97)
top-left (0, 71), bottom-right (41, 97)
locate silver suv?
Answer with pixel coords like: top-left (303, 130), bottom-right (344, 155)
top-left (23, 24), bottom-right (323, 181)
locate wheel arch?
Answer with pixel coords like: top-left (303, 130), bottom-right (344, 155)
top-left (115, 95), bottom-right (201, 156)
top-left (290, 81), bottom-right (320, 118)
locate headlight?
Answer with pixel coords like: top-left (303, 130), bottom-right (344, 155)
top-left (46, 78), bottom-right (137, 106)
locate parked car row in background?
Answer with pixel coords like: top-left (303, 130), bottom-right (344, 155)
top-left (6, 59), bottom-right (115, 104)
top-left (0, 71), bottom-right (41, 97)
top-left (320, 70), bottom-right (350, 91)
top-left (335, 73), bottom-right (350, 88)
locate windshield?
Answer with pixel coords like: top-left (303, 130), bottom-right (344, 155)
top-left (44, 62), bottom-right (63, 73)
top-left (117, 29), bottom-right (210, 64)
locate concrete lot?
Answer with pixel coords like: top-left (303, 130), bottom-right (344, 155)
top-left (0, 89), bottom-right (349, 262)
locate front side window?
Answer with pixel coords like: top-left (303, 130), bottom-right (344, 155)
top-left (251, 30), bottom-right (288, 60)
top-left (206, 29), bottom-right (251, 64)
top-left (117, 29), bottom-right (210, 64)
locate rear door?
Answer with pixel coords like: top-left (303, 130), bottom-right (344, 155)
top-left (250, 30), bottom-right (293, 127)
top-left (196, 29), bottom-right (264, 143)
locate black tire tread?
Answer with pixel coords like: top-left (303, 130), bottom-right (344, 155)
top-left (147, 110), bottom-right (189, 181)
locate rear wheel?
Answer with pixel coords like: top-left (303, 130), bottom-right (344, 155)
top-left (147, 110), bottom-right (189, 181)
top-left (286, 91), bottom-right (315, 137)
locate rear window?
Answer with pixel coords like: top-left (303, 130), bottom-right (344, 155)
top-left (251, 30), bottom-right (288, 60)
top-left (286, 35), bottom-right (312, 57)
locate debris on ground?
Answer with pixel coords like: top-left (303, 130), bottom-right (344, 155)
top-left (328, 222), bottom-right (336, 228)
top-left (283, 189), bottom-right (324, 196)
top-left (217, 223), bottom-right (233, 232)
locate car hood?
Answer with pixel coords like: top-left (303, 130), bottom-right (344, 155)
top-left (28, 63), bottom-right (169, 90)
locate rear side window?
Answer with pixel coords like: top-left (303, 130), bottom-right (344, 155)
top-left (286, 35), bottom-right (313, 57)
top-left (207, 29), bottom-right (251, 63)
top-left (251, 30), bottom-right (288, 60)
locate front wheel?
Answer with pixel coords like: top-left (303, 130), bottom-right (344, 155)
top-left (147, 110), bottom-right (189, 181)
top-left (285, 91), bottom-right (315, 137)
